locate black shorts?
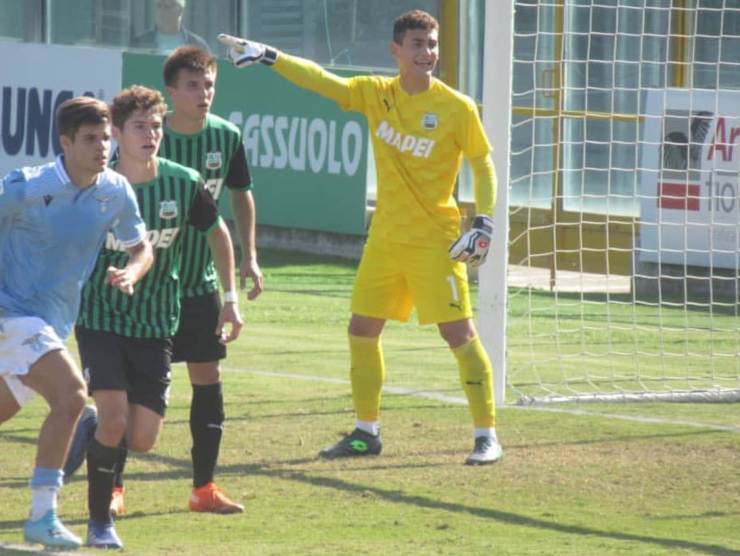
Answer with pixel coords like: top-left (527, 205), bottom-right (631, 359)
top-left (75, 326), bottom-right (172, 417)
top-left (172, 292), bottom-right (226, 363)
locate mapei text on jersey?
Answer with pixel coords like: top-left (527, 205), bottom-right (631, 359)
top-left (375, 121), bottom-right (436, 159)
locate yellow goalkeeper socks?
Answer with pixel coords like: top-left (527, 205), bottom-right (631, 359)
top-left (452, 336), bottom-right (496, 428)
top-left (349, 333), bottom-right (385, 422)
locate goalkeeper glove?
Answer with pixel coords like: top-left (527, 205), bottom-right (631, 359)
top-left (449, 215), bottom-right (494, 267)
top-left (218, 33), bottom-right (278, 67)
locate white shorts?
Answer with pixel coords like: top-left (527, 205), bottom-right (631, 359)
top-left (0, 315), bottom-right (65, 406)
top-left (2, 375), bottom-right (36, 406)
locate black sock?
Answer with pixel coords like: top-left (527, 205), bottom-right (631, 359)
top-left (114, 440), bottom-right (128, 489)
top-left (190, 383), bottom-right (224, 488)
top-left (87, 438), bottom-right (118, 523)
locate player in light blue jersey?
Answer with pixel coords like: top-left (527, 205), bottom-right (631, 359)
top-left (0, 96), bottom-right (152, 549)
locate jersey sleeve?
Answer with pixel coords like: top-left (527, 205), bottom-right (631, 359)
top-left (225, 142), bottom-right (252, 191)
top-left (458, 98), bottom-right (492, 160)
top-left (188, 180), bottom-right (220, 232)
top-left (470, 154), bottom-right (497, 216)
top-left (345, 76), bottom-right (374, 114)
top-left (111, 182), bottom-right (147, 247)
top-left (273, 53), bottom-right (353, 110)
top-left (0, 170), bottom-right (27, 218)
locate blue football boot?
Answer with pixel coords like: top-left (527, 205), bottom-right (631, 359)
top-left (23, 509), bottom-right (82, 549)
top-left (87, 519), bottom-right (123, 549)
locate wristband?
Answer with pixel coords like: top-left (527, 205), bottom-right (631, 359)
top-left (262, 47), bottom-right (278, 66)
top-left (223, 290), bottom-right (238, 304)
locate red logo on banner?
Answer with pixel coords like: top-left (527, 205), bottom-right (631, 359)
top-left (657, 183), bottom-right (700, 211)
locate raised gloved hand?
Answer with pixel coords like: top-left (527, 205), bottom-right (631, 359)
top-left (448, 215), bottom-right (493, 267)
top-left (218, 33), bottom-right (278, 67)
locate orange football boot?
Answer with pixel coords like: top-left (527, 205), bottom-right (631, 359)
top-left (109, 486), bottom-right (125, 517)
top-left (189, 482), bottom-right (244, 514)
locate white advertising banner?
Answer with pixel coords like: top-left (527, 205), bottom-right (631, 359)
top-left (640, 89), bottom-right (740, 270)
top-left (0, 43), bottom-right (122, 176)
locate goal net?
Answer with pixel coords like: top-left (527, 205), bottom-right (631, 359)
top-left (497, 0), bottom-right (740, 404)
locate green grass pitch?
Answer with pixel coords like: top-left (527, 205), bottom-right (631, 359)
top-left (1, 249), bottom-right (738, 555)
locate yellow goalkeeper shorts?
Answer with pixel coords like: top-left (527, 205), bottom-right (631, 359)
top-left (351, 238), bottom-right (472, 325)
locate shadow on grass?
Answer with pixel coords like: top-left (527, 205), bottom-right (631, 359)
top-left (0, 425), bottom-right (714, 489)
top-left (0, 477), bottom-right (30, 488)
top-left (0, 543), bottom-right (94, 555)
top-left (162, 408), bottom-right (353, 426)
top-left (0, 424), bottom-right (719, 470)
top-left (0, 410), bottom-right (738, 556)
top-left (164, 400), bottom-right (453, 425)
top-left (3, 438), bottom-right (737, 556)
top-left (503, 427), bottom-right (729, 449)
top-left (0, 508), bottom-right (189, 532)
top-left (270, 469), bottom-right (739, 556)
top-left (6, 424), bottom-right (710, 491)
top-left (647, 510), bottom-right (740, 520)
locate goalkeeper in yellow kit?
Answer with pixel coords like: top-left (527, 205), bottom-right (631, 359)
top-left (220, 9), bottom-right (501, 464)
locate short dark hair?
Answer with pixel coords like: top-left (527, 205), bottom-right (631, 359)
top-left (393, 9), bottom-right (439, 44)
top-left (163, 45), bottom-right (217, 86)
top-left (56, 96), bottom-right (110, 140)
top-left (111, 85), bottom-right (167, 129)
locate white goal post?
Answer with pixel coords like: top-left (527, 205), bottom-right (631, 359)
top-left (479, 0), bottom-right (513, 408)
top-left (479, 1), bottom-right (740, 405)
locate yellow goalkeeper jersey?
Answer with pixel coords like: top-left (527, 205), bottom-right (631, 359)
top-left (274, 55), bottom-right (492, 246)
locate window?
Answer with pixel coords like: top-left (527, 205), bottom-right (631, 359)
top-left (44, 0), bottom-right (241, 53)
top-left (8, 1), bottom-right (445, 69)
top-left (0, 0), bottom-right (43, 43)
top-left (510, 0), bottom-right (718, 217)
top-left (246, 0), bottom-right (439, 70)
top-left (694, 4), bottom-right (740, 90)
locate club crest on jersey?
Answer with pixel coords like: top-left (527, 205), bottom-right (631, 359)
top-left (205, 152), bottom-right (223, 170)
top-left (159, 200), bottom-right (178, 220)
top-left (422, 113), bottom-right (438, 130)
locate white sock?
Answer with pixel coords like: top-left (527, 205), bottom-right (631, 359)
top-left (30, 485), bottom-right (58, 521)
top-left (474, 427), bottom-right (497, 442)
top-left (355, 420), bottom-right (380, 436)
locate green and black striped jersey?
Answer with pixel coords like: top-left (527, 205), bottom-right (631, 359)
top-left (159, 113), bottom-right (252, 298)
top-left (77, 158), bottom-right (220, 338)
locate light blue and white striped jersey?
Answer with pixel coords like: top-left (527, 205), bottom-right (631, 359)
top-left (0, 155), bottom-right (146, 340)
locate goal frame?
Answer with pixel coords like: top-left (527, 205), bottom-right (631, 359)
top-left (479, 1), bottom-right (513, 407)
top-left (477, 2), bottom-right (740, 406)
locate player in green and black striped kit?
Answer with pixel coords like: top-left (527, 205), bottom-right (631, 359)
top-left (157, 45), bottom-right (261, 514)
top-left (74, 86), bottom-right (242, 549)
top-left (160, 112), bottom-right (248, 300)
top-left (86, 46), bottom-right (257, 517)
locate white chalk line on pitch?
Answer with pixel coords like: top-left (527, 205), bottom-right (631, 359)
top-left (220, 365), bottom-right (740, 434)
